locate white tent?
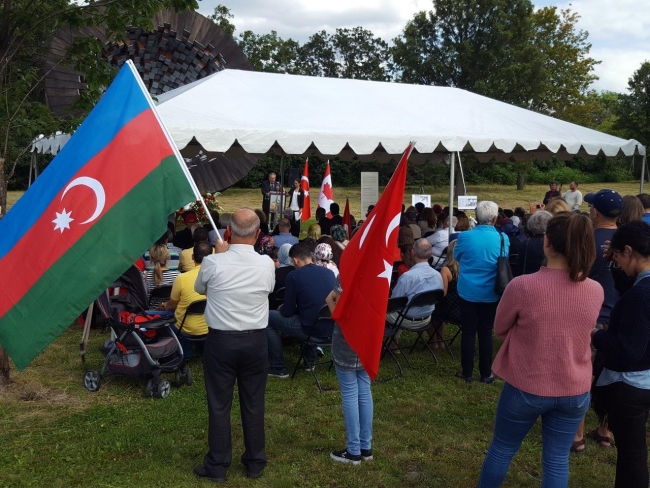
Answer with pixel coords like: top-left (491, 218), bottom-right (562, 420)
top-left (156, 69), bottom-right (645, 165)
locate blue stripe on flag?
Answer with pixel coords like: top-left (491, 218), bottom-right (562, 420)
top-left (0, 66), bottom-right (150, 258)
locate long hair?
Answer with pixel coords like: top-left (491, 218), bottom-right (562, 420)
top-left (148, 243), bottom-right (170, 287)
top-left (617, 195), bottom-right (645, 226)
top-left (444, 239), bottom-right (459, 279)
top-left (546, 212), bottom-right (595, 282)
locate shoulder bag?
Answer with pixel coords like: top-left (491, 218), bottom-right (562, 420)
top-left (494, 232), bottom-right (513, 295)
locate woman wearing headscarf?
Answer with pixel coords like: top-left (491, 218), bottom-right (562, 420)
top-left (269, 243), bottom-right (295, 309)
top-left (314, 242), bottom-right (339, 277)
top-left (330, 225), bottom-right (349, 250)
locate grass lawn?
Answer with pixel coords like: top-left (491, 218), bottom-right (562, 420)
top-left (2, 182), bottom-right (637, 486)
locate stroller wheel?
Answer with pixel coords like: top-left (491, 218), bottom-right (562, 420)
top-left (155, 379), bottom-right (171, 399)
top-left (174, 371), bottom-right (183, 388)
top-left (83, 371), bottom-right (101, 392)
top-left (145, 379), bottom-right (155, 398)
top-left (185, 367), bottom-right (193, 386)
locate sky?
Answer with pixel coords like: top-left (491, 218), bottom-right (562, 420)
top-left (197, 0), bottom-right (649, 93)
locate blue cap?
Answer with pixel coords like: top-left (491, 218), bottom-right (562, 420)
top-left (584, 189), bottom-right (623, 218)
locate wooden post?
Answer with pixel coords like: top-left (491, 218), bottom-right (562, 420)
top-left (0, 346), bottom-right (9, 385)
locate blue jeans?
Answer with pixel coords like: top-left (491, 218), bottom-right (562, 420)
top-left (266, 311), bottom-right (316, 373)
top-left (478, 383), bottom-right (590, 488)
top-left (335, 366), bottom-right (373, 456)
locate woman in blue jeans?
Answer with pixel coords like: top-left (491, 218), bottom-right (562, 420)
top-left (478, 212), bottom-right (604, 487)
top-left (325, 279), bottom-right (373, 465)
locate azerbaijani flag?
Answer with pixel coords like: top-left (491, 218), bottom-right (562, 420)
top-left (0, 61), bottom-right (198, 370)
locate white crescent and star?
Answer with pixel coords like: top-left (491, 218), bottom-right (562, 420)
top-left (52, 176), bottom-right (106, 233)
top-left (356, 211), bottom-right (401, 288)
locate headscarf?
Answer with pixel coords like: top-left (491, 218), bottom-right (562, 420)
top-left (330, 225), bottom-right (348, 243)
top-left (314, 243), bottom-right (339, 277)
top-left (278, 243), bottom-right (293, 268)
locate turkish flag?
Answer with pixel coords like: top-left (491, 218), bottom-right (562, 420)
top-left (318, 161), bottom-right (334, 218)
top-left (342, 198), bottom-right (351, 236)
top-left (300, 159), bottom-right (311, 222)
top-left (332, 143), bottom-right (413, 379)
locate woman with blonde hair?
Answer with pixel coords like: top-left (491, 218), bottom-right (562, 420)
top-left (307, 224), bottom-right (322, 240)
top-left (145, 243), bottom-right (179, 308)
top-left (544, 198), bottom-right (571, 215)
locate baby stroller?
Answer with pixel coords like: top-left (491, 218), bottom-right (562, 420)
top-left (82, 265), bottom-right (191, 398)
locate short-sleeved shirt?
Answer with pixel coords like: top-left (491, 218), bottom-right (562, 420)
top-left (391, 262), bottom-right (444, 318)
top-left (454, 225), bottom-right (508, 303)
top-left (590, 228), bottom-right (619, 325)
top-left (170, 266), bottom-right (208, 336)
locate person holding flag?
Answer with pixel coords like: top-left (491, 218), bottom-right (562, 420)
top-left (327, 143), bottom-right (414, 464)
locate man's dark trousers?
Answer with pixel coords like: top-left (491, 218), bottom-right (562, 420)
top-left (203, 328), bottom-right (268, 476)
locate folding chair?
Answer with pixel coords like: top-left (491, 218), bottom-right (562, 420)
top-left (148, 285), bottom-right (173, 309)
top-left (291, 305), bottom-right (334, 393)
top-left (431, 247), bottom-right (448, 270)
top-left (177, 299), bottom-right (207, 341)
top-left (379, 296), bottom-right (409, 381)
top-left (392, 289), bottom-right (445, 369)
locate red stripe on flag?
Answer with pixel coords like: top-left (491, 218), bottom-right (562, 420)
top-left (0, 109), bottom-right (174, 319)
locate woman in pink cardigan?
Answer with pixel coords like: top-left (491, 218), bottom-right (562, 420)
top-left (478, 212), bottom-right (604, 488)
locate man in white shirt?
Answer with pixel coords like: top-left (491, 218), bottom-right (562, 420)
top-left (563, 181), bottom-right (583, 210)
top-left (427, 215), bottom-right (457, 264)
top-left (194, 208), bottom-right (275, 482)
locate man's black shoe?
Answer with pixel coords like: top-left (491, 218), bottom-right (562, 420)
top-left (246, 468), bottom-right (264, 479)
top-left (193, 465), bottom-right (227, 483)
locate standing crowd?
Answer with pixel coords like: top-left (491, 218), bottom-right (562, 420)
top-left (138, 175), bottom-right (650, 487)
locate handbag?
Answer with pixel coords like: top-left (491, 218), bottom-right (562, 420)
top-left (494, 232), bottom-right (513, 295)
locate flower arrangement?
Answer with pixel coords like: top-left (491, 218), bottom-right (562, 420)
top-left (179, 192), bottom-right (223, 224)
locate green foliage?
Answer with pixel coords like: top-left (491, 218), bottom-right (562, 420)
top-left (207, 4), bottom-right (235, 38)
top-left (615, 61), bottom-right (650, 146)
top-left (238, 27), bottom-right (390, 81)
top-left (391, 1), bottom-right (597, 117)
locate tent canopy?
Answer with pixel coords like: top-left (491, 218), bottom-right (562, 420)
top-left (156, 69), bottom-right (645, 164)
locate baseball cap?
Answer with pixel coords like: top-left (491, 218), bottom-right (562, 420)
top-left (584, 189), bottom-right (623, 218)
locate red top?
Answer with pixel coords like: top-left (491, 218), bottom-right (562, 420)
top-left (492, 267), bottom-right (603, 396)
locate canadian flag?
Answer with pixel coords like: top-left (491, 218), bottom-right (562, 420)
top-left (318, 161), bottom-right (334, 218)
top-left (300, 159), bottom-right (311, 222)
top-left (332, 143), bottom-right (413, 379)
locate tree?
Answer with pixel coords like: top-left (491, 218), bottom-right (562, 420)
top-left (207, 4), bottom-right (235, 38)
top-left (298, 28), bottom-right (390, 81)
top-left (238, 30), bottom-right (301, 73)
top-left (615, 61), bottom-right (650, 146)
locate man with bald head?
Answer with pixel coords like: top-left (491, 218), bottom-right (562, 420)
top-left (194, 208), bottom-right (275, 482)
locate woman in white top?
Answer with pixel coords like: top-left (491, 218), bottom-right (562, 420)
top-left (287, 179), bottom-right (304, 221)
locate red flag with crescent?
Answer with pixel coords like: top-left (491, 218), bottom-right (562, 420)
top-left (300, 159), bottom-right (311, 222)
top-left (332, 143), bottom-right (413, 379)
top-left (318, 161), bottom-right (334, 218)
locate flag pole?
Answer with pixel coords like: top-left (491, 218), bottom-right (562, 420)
top-left (125, 60), bottom-right (222, 242)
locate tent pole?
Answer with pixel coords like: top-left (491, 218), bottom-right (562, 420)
top-left (641, 155), bottom-right (647, 194)
top-left (448, 152), bottom-right (455, 242)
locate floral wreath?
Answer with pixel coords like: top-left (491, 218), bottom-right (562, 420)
top-left (178, 192), bottom-right (223, 224)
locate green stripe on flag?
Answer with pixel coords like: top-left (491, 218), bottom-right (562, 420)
top-left (0, 156), bottom-right (195, 370)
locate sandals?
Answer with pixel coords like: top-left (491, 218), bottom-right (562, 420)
top-left (587, 429), bottom-right (614, 448)
top-left (570, 439), bottom-right (586, 453)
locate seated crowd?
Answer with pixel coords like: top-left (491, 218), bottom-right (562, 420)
top-left (135, 188), bottom-right (650, 485)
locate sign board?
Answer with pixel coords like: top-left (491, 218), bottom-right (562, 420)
top-left (361, 172), bottom-right (378, 215)
top-left (411, 194), bottom-right (431, 207)
top-left (458, 195), bottom-right (478, 210)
